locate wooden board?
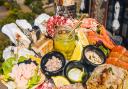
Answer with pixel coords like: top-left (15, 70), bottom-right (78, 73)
top-left (0, 81), bottom-right (7, 89)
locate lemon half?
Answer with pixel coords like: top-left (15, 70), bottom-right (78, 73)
top-left (52, 76), bottom-right (70, 87)
top-left (70, 41), bottom-right (83, 61)
top-left (77, 29), bottom-right (89, 46)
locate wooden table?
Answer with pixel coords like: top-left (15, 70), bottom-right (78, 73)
top-left (0, 81), bottom-right (7, 89)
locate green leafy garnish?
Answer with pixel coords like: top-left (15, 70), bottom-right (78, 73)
top-left (109, 86), bottom-right (114, 89)
top-left (3, 74), bottom-right (13, 81)
top-left (0, 67), bottom-right (3, 74)
top-left (108, 67), bottom-right (114, 75)
top-left (18, 56), bottom-right (27, 63)
top-left (2, 57), bottom-right (16, 81)
top-left (1, 56), bottom-right (27, 81)
top-left (96, 28), bottom-right (101, 34)
top-left (99, 46), bottom-right (110, 56)
top-left (96, 25), bottom-right (102, 34)
top-left (27, 70), bottom-right (41, 88)
top-left (108, 67), bottom-right (112, 72)
top-left (75, 35), bottom-right (78, 40)
top-left (2, 57), bottom-right (16, 74)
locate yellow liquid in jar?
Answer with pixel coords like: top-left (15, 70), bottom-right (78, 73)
top-left (54, 32), bottom-right (76, 60)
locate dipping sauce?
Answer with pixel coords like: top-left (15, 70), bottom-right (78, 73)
top-left (45, 56), bottom-right (62, 71)
top-left (85, 51), bottom-right (102, 64)
top-left (68, 68), bottom-right (84, 82)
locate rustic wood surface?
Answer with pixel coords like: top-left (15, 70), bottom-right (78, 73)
top-left (0, 81), bottom-right (7, 89)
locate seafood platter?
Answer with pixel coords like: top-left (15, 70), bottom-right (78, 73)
top-left (0, 14), bottom-right (128, 89)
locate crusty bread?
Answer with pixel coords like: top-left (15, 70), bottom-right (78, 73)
top-left (86, 64), bottom-right (128, 89)
top-left (32, 35), bottom-right (53, 56)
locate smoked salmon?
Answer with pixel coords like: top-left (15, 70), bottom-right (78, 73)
top-left (80, 18), bottom-right (98, 28)
top-left (86, 25), bottom-right (115, 49)
top-left (106, 45), bottom-right (128, 70)
top-left (106, 58), bottom-right (128, 70)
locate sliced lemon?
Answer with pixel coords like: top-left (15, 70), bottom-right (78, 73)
top-left (77, 29), bottom-right (89, 46)
top-left (29, 55), bottom-right (41, 64)
top-left (70, 41), bottom-right (83, 61)
top-left (52, 76), bottom-right (70, 87)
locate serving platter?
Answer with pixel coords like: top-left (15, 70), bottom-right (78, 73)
top-left (0, 14), bottom-right (128, 89)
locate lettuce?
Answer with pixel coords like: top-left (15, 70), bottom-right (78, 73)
top-left (2, 57), bottom-right (16, 81)
top-left (2, 57), bottom-right (16, 74)
top-left (2, 56), bottom-right (37, 83)
top-left (99, 45), bottom-right (110, 56)
top-left (27, 70), bottom-right (41, 88)
top-left (3, 74), bottom-right (13, 81)
top-left (2, 56), bottom-right (27, 75)
top-left (0, 66), bottom-right (3, 74)
top-left (1, 56), bottom-right (27, 81)
top-left (18, 56), bottom-right (27, 63)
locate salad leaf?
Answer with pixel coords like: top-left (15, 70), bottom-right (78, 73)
top-left (3, 74), bottom-right (13, 81)
top-left (27, 70), bottom-right (41, 88)
top-left (75, 35), bottom-right (78, 41)
top-left (99, 45), bottom-right (110, 56)
top-left (108, 67), bottom-right (114, 75)
top-left (96, 25), bottom-right (102, 34)
top-left (18, 56), bottom-right (27, 63)
top-left (96, 28), bottom-right (100, 34)
top-left (0, 67), bottom-right (3, 75)
top-left (2, 57), bottom-right (16, 74)
top-left (2, 57), bottom-right (16, 81)
top-left (2, 56), bottom-right (27, 75)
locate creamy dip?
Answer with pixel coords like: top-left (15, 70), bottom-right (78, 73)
top-left (85, 51), bottom-right (102, 64)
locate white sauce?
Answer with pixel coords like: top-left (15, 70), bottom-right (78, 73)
top-left (68, 68), bottom-right (83, 82)
top-left (85, 51), bottom-right (102, 64)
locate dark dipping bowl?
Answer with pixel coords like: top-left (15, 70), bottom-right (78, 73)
top-left (41, 51), bottom-right (66, 76)
top-left (64, 61), bottom-right (88, 84)
top-left (82, 45), bottom-right (106, 71)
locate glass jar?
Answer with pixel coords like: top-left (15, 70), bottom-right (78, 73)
top-left (54, 26), bottom-right (76, 60)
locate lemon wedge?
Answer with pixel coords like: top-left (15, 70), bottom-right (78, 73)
top-left (29, 55), bottom-right (41, 64)
top-left (70, 41), bottom-right (83, 61)
top-left (52, 76), bottom-right (70, 87)
top-left (77, 29), bottom-right (89, 46)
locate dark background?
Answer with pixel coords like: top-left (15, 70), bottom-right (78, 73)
top-left (106, 0), bottom-right (128, 48)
